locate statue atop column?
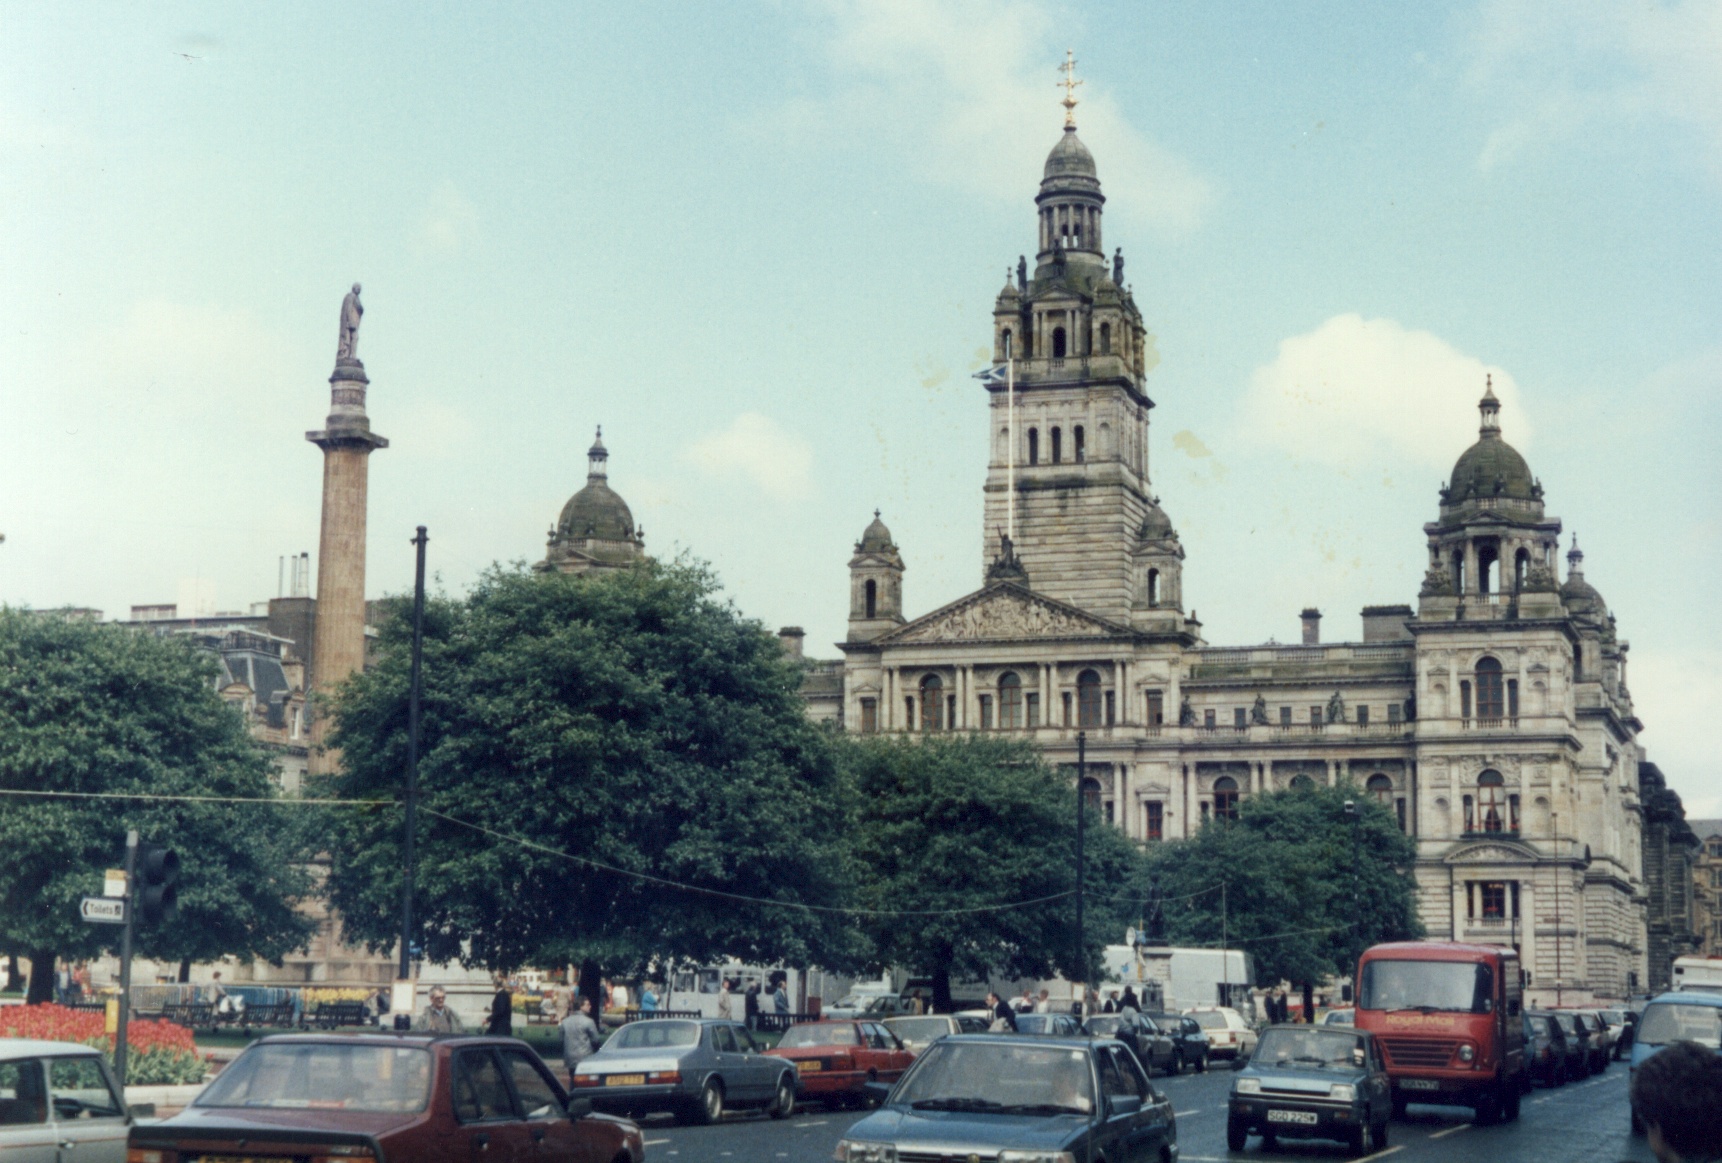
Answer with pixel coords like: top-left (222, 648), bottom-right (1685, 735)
top-left (337, 283), bottom-right (364, 362)
top-left (1113, 247), bottom-right (1124, 285)
top-left (1016, 255), bottom-right (1028, 292)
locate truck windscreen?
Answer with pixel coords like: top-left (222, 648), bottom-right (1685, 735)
top-left (1359, 960), bottom-right (1493, 1015)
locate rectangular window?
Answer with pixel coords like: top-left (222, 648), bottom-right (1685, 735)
top-left (1460, 681), bottom-right (1473, 719)
top-left (1508, 679), bottom-right (1520, 718)
top-left (860, 698), bottom-right (878, 734)
top-left (1481, 882), bottom-right (1507, 919)
top-left (1357, 705), bottom-right (1370, 727)
top-left (978, 695), bottom-right (993, 730)
top-left (1280, 706), bottom-right (1292, 726)
top-left (1062, 691), bottom-right (1073, 726)
top-left (1234, 707), bottom-right (1247, 728)
top-left (1147, 690), bottom-right (1164, 726)
top-left (1310, 706), bottom-right (1322, 726)
top-left (1463, 795), bottom-right (1475, 833)
top-left (905, 697), bottom-right (915, 729)
top-left (1466, 881), bottom-right (1476, 919)
top-left (1026, 692), bottom-right (1041, 728)
top-left (1395, 797), bottom-right (1407, 832)
top-left (1509, 794), bottom-right (1521, 833)
top-left (1146, 801), bottom-right (1164, 841)
top-left (1105, 691), bottom-right (1116, 726)
top-left (1204, 708), bottom-right (1217, 728)
top-left (1388, 703), bottom-right (1402, 724)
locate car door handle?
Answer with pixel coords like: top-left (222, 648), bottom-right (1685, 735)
top-left (531, 1127), bottom-right (546, 1143)
top-left (60, 1142), bottom-right (76, 1151)
top-left (473, 1132), bottom-right (490, 1150)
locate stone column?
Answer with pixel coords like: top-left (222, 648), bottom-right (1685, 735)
top-left (307, 354), bottom-right (387, 777)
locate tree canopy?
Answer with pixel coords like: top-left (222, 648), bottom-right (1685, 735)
top-left (0, 610), bottom-right (316, 1002)
top-left (844, 733), bottom-right (1138, 1010)
top-left (323, 561), bottom-right (859, 982)
top-left (1135, 782), bottom-right (1423, 988)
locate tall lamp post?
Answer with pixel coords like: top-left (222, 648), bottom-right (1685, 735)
top-left (1075, 730), bottom-right (1087, 1017)
top-left (1344, 799), bottom-right (1361, 985)
top-left (394, 526), bottom-right (427, 1029)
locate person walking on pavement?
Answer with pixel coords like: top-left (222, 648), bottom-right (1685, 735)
top-left (1630, 1040), bottom-right (1722, 1163)
top-left (416, 987), bottom-right (463, 1033)
top-left (744, 982), bottom-right (761, 1030)
top-left (640, 982), bottom-right (658, 1014)
top-left (717, 978), bottom-right (734, 1020)
top-left (986, 991), bottom-right (1018, 1032)
top-left (1016, 988), bottom-right (1035, 1014)
top-left (1120, 986), bottom-right (1140, 1015)
top-left (486, 975), bottom-right (512, 1036)
top-left (559, 996), bottom-right (603, 1080)
top-left (772, 976), bottom-right (789, 1017)
top-left (1035, 989), bottom-right (1051, 1014)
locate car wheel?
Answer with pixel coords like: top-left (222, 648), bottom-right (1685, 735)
top-left (1169, 1051), bottom-right (1183, 1076)
top-left (1196, 1055), bottom-right (1207, 1074)
top-left (1375, 1114), bottom-right (1390, 1147)
top-left (769, 1073), bottom-right (795, 1120)
top-left (1350, 1119), bottom-right (1374, 1157)
top-left (1474, 1083), bottom-right (1502, 1127)
top-left (1504, 1079), bottom-right (1521, 1122)
top-left (1226, 1117), bottom-right (1248, 1151)
top-left (693, 1078), bottom-right (724, 1126)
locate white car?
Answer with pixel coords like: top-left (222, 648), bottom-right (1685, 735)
top-left (824, 989), bottom-right (896, 1020)
top-left (1185, 1006), bottom-right (1259, 1059)
top-left (0, 1038), bottom-right (134, 1162)
top-left (883, 1013), bottom-right (991, 1053)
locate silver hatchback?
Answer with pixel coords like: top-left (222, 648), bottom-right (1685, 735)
top-left (572, 1019), bottom-right (796, 1125)
top-left (0, 1039), bottom-right (134, 1163)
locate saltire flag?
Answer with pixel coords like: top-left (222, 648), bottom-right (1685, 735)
top-left (972, 363), bottom-right (1010, 385)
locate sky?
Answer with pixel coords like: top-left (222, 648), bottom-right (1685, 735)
top-left (2, 2), bottom-right (1718, 812)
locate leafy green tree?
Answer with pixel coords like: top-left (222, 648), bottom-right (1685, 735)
top-left (323, 561), bottom-right (860, 1000)
top-left (0, 611), bottom-right (316, 1003)
top-left (1135, 783), bottom-right (1422, 1002)
top-left (845, 734), bottom-right (1141, 1012)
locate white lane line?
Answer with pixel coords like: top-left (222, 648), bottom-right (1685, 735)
top-left (644, 1138), bottom-right (669, 1146)
top-left (1180, 1156), bottom-right (1226, 1161)
top-left (799, 1119), bottom-right (828, 1126)
top-left (1429, 1122), bottom-right (1473, 1140)
top-left (1174, 1108), bottom-right (1203, 1116)
top-left (1354, 1146), bottom-right (1402, 1163)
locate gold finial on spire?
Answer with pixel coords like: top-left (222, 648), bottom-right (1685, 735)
top-left (1059, 48), bottom-right (1082, 127)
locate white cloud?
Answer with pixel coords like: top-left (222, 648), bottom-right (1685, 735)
top-left (413, 181), bottom-right (481, 258)
top-left (779, 0), bottom-right (1211, 235)
top-left (1469, 0), bottom-right (1722, 176)
top-left (1236, 313), bottom-right (1530, 473)
top-left (683, 412), bottom-right (815, 500)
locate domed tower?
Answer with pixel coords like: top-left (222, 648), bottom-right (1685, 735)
top-left (537, 427), bottom-right (646, 574)
top-left (1133, 495), bottom-right (1185, 626)
top-left (1561, 537), bottom-right (1629, 699)
top-left (981, 65), bottom-right (1164, 626)
top-left (847, 511), bottom-right (905, 642)
top-left (1417, 380), bottom-right (1563, 618)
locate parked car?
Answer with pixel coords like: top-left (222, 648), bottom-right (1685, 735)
top-left (1227, 1025), bottom-right (1392, 1156)
top-left (129, 1033), bottom-right (642, 1163)
top-left (1187, 1006), bottom-right (1259, 1059)
top-left (1010, 1012), bottom-right (1083, 1037)
top-left (1, 1038), bottom-right (134, 1163)
top-left (834, 1035), bottom-right (1177, 1162)
top-left (1574, 1010), bottom-right (1613, 1070)
top-left (1084, 1013), bottom-right (1178, 1076)
top-left (1146, 1011), bottom-right (1210, 1073)
top-left (1523, 1011), bottom-right (1571, 1087)
top-left (824, 987), bottom-right (896, 1020)
top-left (882, 1014), bottom-right (990, 1054)
top-left (572, 1017), bottom-right (796, 1125)
top-left (1602, 1007), bottom-right (1638, 1059)
top-left (765, 1020), bottom-right (913, 1106)
top-left (1322, 1008), bottom-right (1356, 1027)
top-left (1628, 990), bottom-right (1722, 1134)
top-left (1546, 1012), bottom-right (1593, 1080)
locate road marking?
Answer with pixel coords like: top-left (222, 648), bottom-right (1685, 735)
top-left (1355, 1146), bottom-right (1402, 1163)
top-left (644, 1138), bottom-right (669, 1146)
top-left (799, 1119), bottom-right (828, 1126)
top-left (1175, 1108), bottom-right (1203, 1116)
top-left (1180, 1156), bottom-right (1225, 1161)
top-left (1429, 1123), bottom-right (1472, 1139)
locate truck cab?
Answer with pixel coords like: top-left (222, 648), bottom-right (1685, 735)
top-left (1354, 941), bottom-right (1527, 1125)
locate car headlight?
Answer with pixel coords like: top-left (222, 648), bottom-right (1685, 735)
top-left (1458, 1044), bottom-right (1476, 1063)
top-left (1329, 1084), bottom-right (1356, 1101)
top-left (1234, 1077), bottom-right (1262, 1094)
top-left (1000, 1152), bottom-right (1077, 1163)
top-left (833, 1142), bottom-right (897, 1163)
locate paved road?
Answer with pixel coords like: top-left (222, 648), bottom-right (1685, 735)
top-left (638, 1057), bottom-right (1655, 1163)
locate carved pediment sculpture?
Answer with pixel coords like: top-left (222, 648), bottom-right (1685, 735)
top-left (886, 586), bottom-right (1116, 644)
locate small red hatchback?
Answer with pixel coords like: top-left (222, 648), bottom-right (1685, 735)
top-left (127, 1032), bottom-right (643, 1163)
top-left (764, 1020), bottom-right (912, 1106)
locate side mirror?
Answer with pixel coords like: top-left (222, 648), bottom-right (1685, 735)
top-left (127, 1102), bottom-right (156, 1120)
top-left (568, 1097), bottom-right (594, 1120)
top-left (1107, 1094), bottom-right (1143, 1118)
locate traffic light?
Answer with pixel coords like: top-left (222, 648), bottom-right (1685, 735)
top-left (137, 843), bottom-right (179, 925)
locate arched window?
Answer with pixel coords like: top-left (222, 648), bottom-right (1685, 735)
top-left (1514, 547), bottom-right (1529, 592)
top-left (919, 675), bottom-right (944, 732)
top-left (1077, 670), bottom-right (1103, 728)
top-left (1475, 657), bottom-right (1504, 720)
top-left (1147, 568), bottom-right (1160, 607)
top-left (1051, 427), bottom-right (1063, 464)
top-left (1099, 322), bottom-right (1112, 354)
top-left (1477, 770), bottom-right (1506, 833)
top-left (1290, 774), bottom-right (1315, 792)
top-left (864, 579), bottom-right (877, 619)
top-left (1052, 327), bottom-right (1067, 358)
top-left (1001, 328), bottom-right (1014, 360)
top-left (1367, 774), bottom-right (1394, 805)
top-left (1073, 426), bottom-right (1085, 462)
top-left (1477, 542), bottom-right (1498, 595)
top-left (1027, 428), bottom-right (1039, 465)
top-left (997, 672), bottom-right (1023, 729)
top-left (1213, 776), bottom-right (1240, 821)
top-left (1080, 776), bottom-right (1103, 814)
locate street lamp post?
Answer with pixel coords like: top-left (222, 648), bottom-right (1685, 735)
top-left (1075, 730), bottom-right (1087, 1016)
top-left (396, 527), bottom-right (427, 1028)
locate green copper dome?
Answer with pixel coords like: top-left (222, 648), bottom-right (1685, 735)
top-left (1444, 383), bottom-right (1540, 504)
top-left (1043, 127), bottom-right (1097, 181)
top-left (557, 480), bottom-right (635, 541)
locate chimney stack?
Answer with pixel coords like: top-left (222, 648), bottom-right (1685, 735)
top-left (1301, 608), bottom-right (1322, 645)
top-left (778, 626), bottom-right (806, 660)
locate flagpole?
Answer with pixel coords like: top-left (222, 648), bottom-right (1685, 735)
top-left (1006, 336), bottom-right (1016, 541)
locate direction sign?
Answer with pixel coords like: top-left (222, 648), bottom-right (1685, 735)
top-left (80, 897), bottom-right (127, 925)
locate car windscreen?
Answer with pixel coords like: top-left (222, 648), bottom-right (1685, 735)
top-left (1358, 960), bottom-right (1492, 1015)
top-left (1014, 1014), bottom-right (1061, 1034)
top-left (609, 1021), bottom-right (702, 1050)
top-left (1192, 1011), bottom-right (1230, 1030)
top-left (777, 1024), bottom-right (859, 1048)
top-left (1636, 1002), bottom-right (1722, 1049)
top-left (894, 1041), bottom-right (1094, 1115)
top-left (197, 1044), bottom-right (431, 1113)
top-left (1085, 1017), bottom-right (1126, 1035)
top-left (1254, 1028), bottom-right (1365, 1072)
top-left (888, 1018), bottom-right (952, 1043)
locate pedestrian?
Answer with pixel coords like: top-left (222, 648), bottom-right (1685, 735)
top-left (559, 996), bottom-right (603, 1080)
top-left (1035, 989), bottom-right (1051, 1014)
top-left (416, 987), bottom-right (463, 1033)
top-left (717, 978), bottom-right (734, 1020)
top-left (1120, 986), bottom-right (1139, 1016)
top-left (1103, 991), bottom-right (1118, 1014)
top-left (487, 975), bottom-right (512, 1037)
top-left (986, 991), bottom-right (1017, 1033)
top-left (772, 976), bottom-right (789, 1016)
top-left (1630, 1041), bottom-right (1722, 1163)
top-left (1016, 988), bottom-right (1035, 1014)
top-left (640, 982), bottom-right (658, 1014)
top-left (744, 982), bottom-right (761, 1030)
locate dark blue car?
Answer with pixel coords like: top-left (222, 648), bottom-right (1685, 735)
top-left (1227, 1025), bottom-right (1391, 1156)
top-left (834, 1033), bottom-right (1178, 1162)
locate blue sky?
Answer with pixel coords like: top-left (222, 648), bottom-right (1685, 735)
top-left (2, 2), bottom-right (1718, 811)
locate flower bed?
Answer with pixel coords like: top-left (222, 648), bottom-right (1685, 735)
top-left (0, 1004), bottom-right (206, 1085)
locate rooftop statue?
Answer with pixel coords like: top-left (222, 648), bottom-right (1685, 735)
top-left (337, 283), bottom-right (363, 361)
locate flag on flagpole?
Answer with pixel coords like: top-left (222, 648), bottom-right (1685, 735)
top-left (972, 364), bottom-right (1010, 385)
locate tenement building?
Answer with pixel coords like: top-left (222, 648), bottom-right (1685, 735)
top-left (822, 107), bottom-right (1659, 1003)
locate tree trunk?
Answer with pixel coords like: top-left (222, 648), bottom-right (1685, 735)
top-left (1301, 981), bottom-right (1315, 1024)
top-left (26, 949), bottom-right (57, 1005)
top-left (4, 955), bottom-right (21, 993)
top-left (930, 946), bottom-right (954, 1014)
top-left (577, 959), bottom-right (603, 1022)
top-left (178, 958), bottom-right (192, 983)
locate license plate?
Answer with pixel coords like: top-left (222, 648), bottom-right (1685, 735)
top-left (605, 1074), bottom-right (646, 1087)
top-left (798, 1061), bottom-right (823, 1072)
top-left (1266, 1109), bottom-right (1319, 1125)
top-left (1401, 1079), bottom-right (1440, 1091)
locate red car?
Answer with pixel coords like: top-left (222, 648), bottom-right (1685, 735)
top-left (127, 1032), bottom-right (643, 1163)
top-left (765, 1020), bottom-right (913, 1106)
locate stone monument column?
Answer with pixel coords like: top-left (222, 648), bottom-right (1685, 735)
top-left (307, 285), bottom-right (388, 776)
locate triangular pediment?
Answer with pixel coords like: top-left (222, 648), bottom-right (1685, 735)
top-left (1443, 839), bottom-right (1541, 865)
top-left (878, 583), bottom-right (1127, 646)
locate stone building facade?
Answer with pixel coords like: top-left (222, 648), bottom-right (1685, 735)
top-left (1639, 763), bottom-right (1699, 992)
top-left (1691, 819), bottom-right (1722, 955)
top-left (822, 113), bottom-right (1659, 1004)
